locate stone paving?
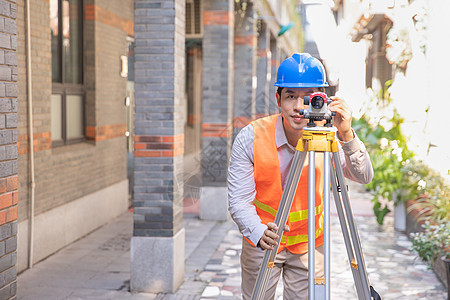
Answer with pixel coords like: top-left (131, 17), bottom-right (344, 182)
top-left (196, 215), bottom-right (447, 300)
top-left (17, 183), bottom-right (447, 300)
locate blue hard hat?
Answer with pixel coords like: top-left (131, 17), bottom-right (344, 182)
top-left (274, 53), bottom-right (329, 88)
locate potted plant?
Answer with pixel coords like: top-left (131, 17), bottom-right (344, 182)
top-left (410, 220), bottom-right (450, 295)
top-left (406, 161), bottom-right (450, 224)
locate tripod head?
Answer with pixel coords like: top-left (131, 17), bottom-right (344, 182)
top-left (300, 92), bottom-right (336, 128)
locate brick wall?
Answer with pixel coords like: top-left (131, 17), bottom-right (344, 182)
top-left (16, 0), bottom-right (132, 220)
top-left (0, 0), bottom-right (17, 298)
top-left (15, 0), bottom-right (132, 266)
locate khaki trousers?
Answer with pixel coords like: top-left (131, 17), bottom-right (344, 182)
top-left (240, 239), bottom-right (324, 300)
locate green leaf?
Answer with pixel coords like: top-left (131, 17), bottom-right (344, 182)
top-left (373, 201), bottom-right (391, 225)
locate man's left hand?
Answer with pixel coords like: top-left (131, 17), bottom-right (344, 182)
top-left (328, 96), bottom-right (354, 142)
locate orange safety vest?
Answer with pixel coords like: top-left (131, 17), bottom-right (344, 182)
top-left (247, 114), bottom-right (324, 254)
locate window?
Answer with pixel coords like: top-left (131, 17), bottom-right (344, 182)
top-left (185, 0), bottom-right (203, 38)
top-left (50, 0), bottom-right (84, 145)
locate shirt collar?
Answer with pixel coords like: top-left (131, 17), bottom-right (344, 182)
top-left (275, 114), bottom-right (294, 150)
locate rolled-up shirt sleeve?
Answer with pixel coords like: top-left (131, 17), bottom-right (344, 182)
top-left (227, 125), bottom-right (267, 247)
top-left (337, 129), bottom-right (374, 185)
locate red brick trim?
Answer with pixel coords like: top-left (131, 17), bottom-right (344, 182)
top-left (85, 5), bottom-right (134, 36)
top-left (234, 35), bottom-right (255, 46)
top-left (86, 123), bottom-right (127, 142)
top-left (202, 123), bottom-right (230, 138)
top-left (0, 192), bottom-right (13, 210)
top-left (203, 11), bottom-right (233, 26)
top-left (18, 124), bottom-right (126, 154)
top-left (134, 134), bottom-right (184, 157)
top-left (5, 176), bottom-right (17, 194)
top-left (18, 132), bottom-right (52, 155)
top-left (257, 49), bottom-right (268, 57)
top-left (0, 181), bottom-right (18, 225)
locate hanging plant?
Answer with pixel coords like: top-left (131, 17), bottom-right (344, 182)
top-left (386, 23), bottom-right (413, 71)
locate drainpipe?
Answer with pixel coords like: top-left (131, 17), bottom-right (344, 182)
top-left (25, 0), bottom-right (36, 269)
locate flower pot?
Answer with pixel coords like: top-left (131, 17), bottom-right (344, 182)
top-left (394, 201), bottom-right (406, 231)
top-left (432, 256), bottom-right (449, 295)
top-left (444, 258), bottom-right (450, 299)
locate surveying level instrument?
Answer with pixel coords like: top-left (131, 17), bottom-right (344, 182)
top-left (250, 126), bottom-right (381, 300)
top-left (300, 92), bottom-right (335, 128)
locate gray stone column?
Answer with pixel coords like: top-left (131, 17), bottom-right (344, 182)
top-left (232, 2), bottom-right (257, 137)
top-left (131, 0), bottom-right (185, 293)
top-left (255, 21), bottom-right (270, 118)
top-left (200, 0), bottom-right (234, 220)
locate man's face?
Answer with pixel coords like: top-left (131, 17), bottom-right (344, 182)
top-left (276, 87), bottom-right (320, 132)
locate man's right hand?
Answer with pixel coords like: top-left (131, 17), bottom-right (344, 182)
top-left (258, 222), bottom-right (290, 250)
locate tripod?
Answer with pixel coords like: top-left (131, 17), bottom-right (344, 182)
top-left (251, 127), bottom-right (381, 300)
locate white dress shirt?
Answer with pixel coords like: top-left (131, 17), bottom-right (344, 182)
top-left (227, 114), bottom-right (373, 247)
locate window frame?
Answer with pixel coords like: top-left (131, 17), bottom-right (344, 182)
top-left (51, 0), bottom-right (86, 147)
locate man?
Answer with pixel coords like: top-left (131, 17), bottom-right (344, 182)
top-left (227, 53), bottom-right (374, 299)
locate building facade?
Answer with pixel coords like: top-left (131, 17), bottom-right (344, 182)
top-left (3, 0), bottom-right (308, 296)
top-left (16, 0), bottom-right (133, 277)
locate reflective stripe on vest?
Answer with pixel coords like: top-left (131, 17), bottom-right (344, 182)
top-left (281, 214), bottom-right (324, 245)
top-left (254, 198), bottom-right (323, 222)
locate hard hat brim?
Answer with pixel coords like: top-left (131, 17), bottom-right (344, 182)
top-left (274, 82), bottom-right (329, 88)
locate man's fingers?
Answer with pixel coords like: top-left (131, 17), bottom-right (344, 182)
top-left (263, 235), bottom-right (277, 246)
top-left (264, 228), bottom-right (279, 240)
top-left (259, 239), bottom-right (274, 250)
top-left (328, 99), bottom-right (352, 115)
top-left (267, 222), bottom-right (278, 231)
top-left (261, 234), bottom-right (277, 249)
top-left (260, 225), bottom-right (279, 250)
top-left (259, 223), bottom-right (290, 250)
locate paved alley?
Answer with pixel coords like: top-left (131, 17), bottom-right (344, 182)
top-left (17, 183), bottom-right (447, 299)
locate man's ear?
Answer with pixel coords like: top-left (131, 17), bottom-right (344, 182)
top-left (276, 92), bottom-right (281, 108)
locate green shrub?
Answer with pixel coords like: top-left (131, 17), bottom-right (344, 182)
top-left (410, 220), bottom-right (450, 263)
top-left (352, 111), bottom-right (416, 224)
top-left (405, 160), bottom-right (450, 223)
